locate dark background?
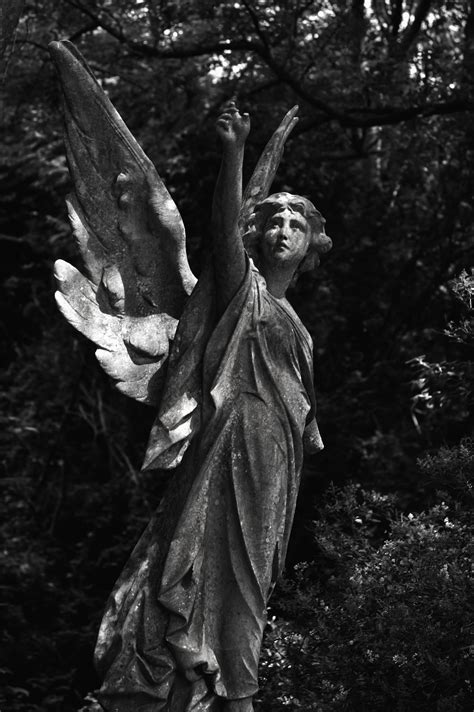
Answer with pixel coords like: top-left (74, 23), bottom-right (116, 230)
top-left (1, 1), bottom-right (473, 710)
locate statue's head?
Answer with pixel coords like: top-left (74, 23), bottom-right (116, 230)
top-left (243, 192), bottom-right (332, 278)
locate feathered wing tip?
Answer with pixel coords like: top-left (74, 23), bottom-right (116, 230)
top-left (49, 40), bottom-right (196, 406)
top-left (49, 39), bottom-right (196, 315)
top-left (239, 105), bottom-right (299, 235)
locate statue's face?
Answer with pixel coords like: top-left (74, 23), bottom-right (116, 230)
top-left (261, 206), bottom-right (310, 270)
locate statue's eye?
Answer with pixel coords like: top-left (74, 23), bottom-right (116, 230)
top-left (291, 220), bottom-right (304, 232)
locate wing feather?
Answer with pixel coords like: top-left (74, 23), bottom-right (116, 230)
top-left (49, 39), bottom-right (196, 318)
top-left (240, 105), bottom-right (299, 233)
top-left (54, 261), bottom-right (119, 349)
top-left (50, 40), bottom-right (195, 405)
top-left (54, 260), bottom-right (176, 406)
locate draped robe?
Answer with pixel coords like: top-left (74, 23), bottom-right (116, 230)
top-left (94, 257), bottom-right (323, 711)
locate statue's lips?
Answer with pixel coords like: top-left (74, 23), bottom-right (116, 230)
top-left (274, 241), bottom-right (292, 253)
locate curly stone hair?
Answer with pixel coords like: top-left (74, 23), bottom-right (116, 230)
top-left (242, 192), bottom-right (332, 277)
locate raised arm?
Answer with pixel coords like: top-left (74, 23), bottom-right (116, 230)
top-left (212, 102), bottom-right (250, 312)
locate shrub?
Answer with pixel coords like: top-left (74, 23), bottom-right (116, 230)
top-left (259, 485), bottom-right (474, 712)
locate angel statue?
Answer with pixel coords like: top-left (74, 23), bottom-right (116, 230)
top-left (49, 40), bottom-right (332, 712)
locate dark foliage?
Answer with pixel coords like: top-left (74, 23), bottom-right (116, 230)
top-left (260, 482), bottom-right (474, 711)
top-left (1, 1), bottom-right (473, 709)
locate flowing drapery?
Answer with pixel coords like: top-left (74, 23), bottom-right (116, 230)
top-left (95, 258), bottom-right (322, 711)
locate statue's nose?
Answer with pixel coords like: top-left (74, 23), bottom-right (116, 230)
top-left (280, 221), bottom-right (291, 239)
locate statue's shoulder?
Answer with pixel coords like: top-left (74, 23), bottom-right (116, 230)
top-left (277, 298), bottom-right (314, 355)
top-left (248, 264), bottom-right (313, 354)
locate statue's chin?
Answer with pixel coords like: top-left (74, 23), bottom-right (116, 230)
top-left (263, 253), bottom-right (300, 275)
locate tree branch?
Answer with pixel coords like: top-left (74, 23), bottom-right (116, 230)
top-left (241, 0), bottom-right (270, 51)
top-left (462, 0), bottom-right (474, 93)
top-left (61, 0), bottom-right (474, 131)
top-left (0, 0), bottom-right (24, 58)
top-left (64, 0), bottom-right (264, 58)
top-left (257, 47), bottom-right (348, 121)
top-left (19, 39), bottom-right (50, 53)
top-left (294, 97), bottom-right (474, 134)
top-left (390, 0), bottom-right (403, 37)
top-left (399, 0), bottom-right (433, 56)
top-left (68, 22), bottom-right (99, 43)
top-left (63, 0), bottom-right (345, 120)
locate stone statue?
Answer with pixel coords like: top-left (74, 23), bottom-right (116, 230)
top-left (49, 40), bottom-right (332, 712)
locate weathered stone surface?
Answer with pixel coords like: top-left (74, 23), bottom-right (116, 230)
top-left (52, 43), bottom-right (332, 712)
top-left (49, 39), bottom-right (196, 407)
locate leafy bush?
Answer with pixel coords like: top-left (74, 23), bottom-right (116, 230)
top-left (418, 438), bottom-right (474, 506)
top-left (259, 485), bottom-right (474, 712)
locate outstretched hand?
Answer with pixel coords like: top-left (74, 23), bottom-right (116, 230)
top-left (216, 101), bottom-right (250, 148)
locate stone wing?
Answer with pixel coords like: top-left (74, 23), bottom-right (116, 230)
top-left (50, 40), bottom-right (197, 405)
top-left (239, 105), bottom-right (299, 234)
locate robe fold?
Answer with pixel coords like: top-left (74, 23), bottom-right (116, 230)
top-left (94, 257), bottom-right (323, 712)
